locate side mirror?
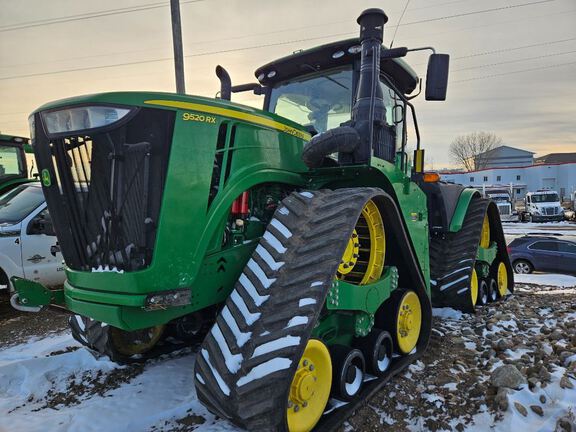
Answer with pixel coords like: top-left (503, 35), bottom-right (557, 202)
top-left (425, 54), bottom-right (450, 101)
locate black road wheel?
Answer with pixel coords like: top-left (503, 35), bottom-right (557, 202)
top-left (354, 329), bottom-right (393, 376)
top-left (477, 279), bottom-right (489, 306)
top-left (513, 259), bottom-right (533, 274)
top-left (487, 278), bottom-right (498, 302)
top-left (329, 345), bottom-right (365, 401)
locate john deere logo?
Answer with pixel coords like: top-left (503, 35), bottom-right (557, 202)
top-left (41, 169), bottom-right (51, 187)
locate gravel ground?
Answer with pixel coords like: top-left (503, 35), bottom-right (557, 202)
top-left (344, 283), bottom-right (576, 432)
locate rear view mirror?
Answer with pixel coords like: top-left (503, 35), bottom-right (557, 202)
top-left (425, 54), bottom-right (450, 101)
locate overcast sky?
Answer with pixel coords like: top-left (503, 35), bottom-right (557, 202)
top-left (1, 0), bottom-right (574, 168)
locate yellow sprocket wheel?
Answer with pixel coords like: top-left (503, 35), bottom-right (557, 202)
top-left (470, 268), bottom-right (479, 307)
top-left (286, 339), bottom-right (332, 432)
top-left (479, 214), bottom-right (490, 249)
top-left (336, 199), bottom-right (385, 285)
top-left (497, 262), bottom-right (508, 297)
top-left (109, 325), bottom-right (165, 356)
top-left (396, 290), bottom-right (422, 355)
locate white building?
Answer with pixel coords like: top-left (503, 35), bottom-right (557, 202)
top-left (440, 162), bottom-right (576, 200)
top-left (474, 145), bottom-right (534, 169)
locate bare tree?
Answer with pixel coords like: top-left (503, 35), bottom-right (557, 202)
top-left (449, 132), bottom-right (503, 171)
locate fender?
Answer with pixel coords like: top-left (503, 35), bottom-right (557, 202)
top-left (449, 188), bottom-right (482, 232)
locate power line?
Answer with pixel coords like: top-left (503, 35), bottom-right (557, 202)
top-left (452, 61), bottom-right (576, 82)
top-left (0, 0), bottom-right (560, 82)
top-left (452, 49), bottom-right (576, 71)
top-left (0, 0), bottom-right (206, 33)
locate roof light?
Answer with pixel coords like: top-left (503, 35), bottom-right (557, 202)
top-left (332, 50), bottom-right (345, 59)
top-left (267, 71), bottom-right (277, 78)
top-left (257, 73), bottom-right (265, 81)
top-left (41, 106), bottom-right (133, 136)
top-left (348, 45), bottom-right (362, 54)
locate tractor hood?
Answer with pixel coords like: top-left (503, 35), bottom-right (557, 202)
top-left (30, 92), bottom-right (309, 141)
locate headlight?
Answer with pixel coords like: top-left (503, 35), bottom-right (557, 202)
top-left (41, 106), bottom-right (133, 135)
top-left (28, 115), bottom-right (35, 141)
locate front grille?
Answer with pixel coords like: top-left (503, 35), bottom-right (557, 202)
top-left (34, 108), bottom-right (174, 272)
top-left (543, 207), bottom-right (557, 215)
top-left (497, 204), bottom-right (510, 215)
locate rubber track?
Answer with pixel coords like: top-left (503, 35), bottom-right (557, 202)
top-left (194, 188), bottom-right (398, 431)
top-left (429, 196), bottom-right (513, 311)
top-left (68, 315), bottom-right (184, 363)
top-left (69, 314), bottom-right (120, 361)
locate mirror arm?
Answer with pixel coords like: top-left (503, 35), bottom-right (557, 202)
top-left (406, 46), bottom-right (436, 54)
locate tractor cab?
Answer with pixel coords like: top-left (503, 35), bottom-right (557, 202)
top-left (0, 134), bottom-right (32, 195)
top-left (219, 36), bottom-right (448, 171)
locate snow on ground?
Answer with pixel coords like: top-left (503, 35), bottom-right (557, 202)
top-left (0, 333), bottom-right (237, 432)
top-left (514, 273), bottom-right (576, 288)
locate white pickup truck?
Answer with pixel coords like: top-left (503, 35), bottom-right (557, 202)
top-left (520, 190), bottom-right (565, 222)
top-left (0, 183), bottom-right (64, 295)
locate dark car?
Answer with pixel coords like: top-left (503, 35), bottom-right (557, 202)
top-left (508, 235), bottom-right (576, 275)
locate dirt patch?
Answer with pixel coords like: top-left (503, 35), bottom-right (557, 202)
top-left (0, 296), bottom-right (69, 348)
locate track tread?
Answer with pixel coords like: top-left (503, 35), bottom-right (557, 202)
top-left (194, 188), bottom-right (387, 431)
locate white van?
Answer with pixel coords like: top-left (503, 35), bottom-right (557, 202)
top-left (0, 183), bottom-right (64, 292)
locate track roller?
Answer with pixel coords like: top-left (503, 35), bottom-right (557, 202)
top-left (354, 329), bottom-right (393, 376)
top-left (487, 278), bottom-right (498, 302)
top-left (330, 345), bottom-right (366, 401)
top-left (378, 289), bottom-right (422, 355)
top-left (477, 279), bottom-right (489, 306)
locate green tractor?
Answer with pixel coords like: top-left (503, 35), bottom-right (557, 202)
top-left (0, 134), bottom-right (33, 195)
top-left (12, 9), bottom-right (513, 431)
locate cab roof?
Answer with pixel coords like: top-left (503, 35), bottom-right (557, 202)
top-left (254, 38), bottom-right (419, 95)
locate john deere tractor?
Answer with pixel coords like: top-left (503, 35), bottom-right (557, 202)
top-left (0, 134), bottom-right (33, 195)
top-left (12, 9), bottom-right (513, 431)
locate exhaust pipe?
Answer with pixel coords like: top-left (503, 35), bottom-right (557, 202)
top-left (352, 8), bottom-right (389, 163)
top-left (302, 8), bottom-right (392, 168)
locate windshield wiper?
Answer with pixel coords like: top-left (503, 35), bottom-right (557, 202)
top-left (301, 64), bottom-right (349, 90)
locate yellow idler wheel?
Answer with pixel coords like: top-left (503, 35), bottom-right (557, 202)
top-left (109, 325), bottom-right (165, 356)
top-left (336, 199), bottom-right (385, 285)
top-left (470, 268), bottom-right (479, 307)
top-left (497, 262), bottom-right (508, 297)
top-left (286, 339), bottom-right (332, 432)
top-left (479, 214), bottom-right (490, 249)
top-left (396, 290), bottom-right (422, 355)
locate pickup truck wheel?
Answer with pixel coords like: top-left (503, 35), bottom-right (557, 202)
top-left (513, 260), bottom-right (533, 274)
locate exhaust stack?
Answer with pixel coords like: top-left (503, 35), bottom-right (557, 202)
top-left (350, 8), bottom-right (391, 163)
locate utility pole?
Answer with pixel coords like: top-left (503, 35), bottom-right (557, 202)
top-left (170, 0), bottom-right (186, 94)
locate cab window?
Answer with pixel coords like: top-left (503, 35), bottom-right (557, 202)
top-left (269, 68), bottom-right (352, 134)
top-left (0, 144), bottom-right (24, 177)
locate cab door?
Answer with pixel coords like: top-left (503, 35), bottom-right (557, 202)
top-left (20, 205), bottom-right (65, 287)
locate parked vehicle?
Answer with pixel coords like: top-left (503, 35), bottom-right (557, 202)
top-left (0, 183), bottom-right (64, 295)
top-left (0, 134), bottom-right (33, 195)
top-left (508, 235), bottom-right (576, 275)
top-left (520, 190), bottom-right (564, 222)
top-left (484, 188), bottom-right (516, 222)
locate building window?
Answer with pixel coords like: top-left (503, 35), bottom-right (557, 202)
top-left (516, 188), bottom-right (521, 194)
top-left (470, 177), bottom-right (474, 182)
top-left (497, 175), bottom-right (501, 181)
top-left (516, 175), bottom-right (521, 181)
top-left (483, 176), bottom-right (488, 182)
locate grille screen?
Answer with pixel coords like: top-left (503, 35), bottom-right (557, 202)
top-left (35, 107), bottom-right (175, 272)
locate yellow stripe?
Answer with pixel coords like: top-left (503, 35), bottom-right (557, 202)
top-left (144, 99), bottom-right (311, 141)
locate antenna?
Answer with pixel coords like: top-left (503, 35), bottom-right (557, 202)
top-left (390, 0), bottom-right (411, 48)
